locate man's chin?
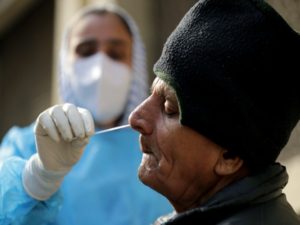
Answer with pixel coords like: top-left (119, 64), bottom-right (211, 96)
top-left (138, 167), bottom-right (159, 190)
top-left (138, 157), bottom-right (158, 183)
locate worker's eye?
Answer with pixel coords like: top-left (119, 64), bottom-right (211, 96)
top-left (107, 49), bottom-right (126, 61)
top-left (75, 40), bottom-right (98, 58)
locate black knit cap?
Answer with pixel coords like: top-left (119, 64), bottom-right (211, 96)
top-left (154, 0), bottom-right (300, 169)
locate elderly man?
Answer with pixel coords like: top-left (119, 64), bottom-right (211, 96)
top-left (128, 0), bottom-right (300, 224)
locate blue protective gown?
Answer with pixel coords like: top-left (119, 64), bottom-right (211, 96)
top-left (0, 124), bottom-right (172, 225)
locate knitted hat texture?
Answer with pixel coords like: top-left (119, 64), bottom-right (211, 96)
top-left (154, 0), bottom-right (300, 168)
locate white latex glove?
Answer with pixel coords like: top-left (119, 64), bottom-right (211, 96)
top-left (23, 103), bottom-right (95, 200)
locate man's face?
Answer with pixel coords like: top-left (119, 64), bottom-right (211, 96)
top-left (69, 12), bottom-right (132, 67)
top-left (129, 78), bottom-right (224, 212)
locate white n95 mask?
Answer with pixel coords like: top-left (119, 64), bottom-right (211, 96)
top-left (68, 53), bottom-right (132, 124)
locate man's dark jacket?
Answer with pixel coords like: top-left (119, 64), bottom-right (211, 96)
top-left (154, 164), bottom-right (300, 225)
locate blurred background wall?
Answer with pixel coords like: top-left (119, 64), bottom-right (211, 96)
top-left (0, 0), bottom-right (299, 214)
top-left (0, 0), bottom-right (54, 136)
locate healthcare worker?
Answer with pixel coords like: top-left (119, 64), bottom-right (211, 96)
top-left (0, 3), bottom-right (172, 225)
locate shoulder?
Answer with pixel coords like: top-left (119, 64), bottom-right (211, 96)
top-left (1, 123), bottom-right (36, 158)
top-left (220, 195), bottom-right (300, 225)
top-left (2, 123), bottom-right (35, 144)
top-left (3, 122), bottom-right (34, 137)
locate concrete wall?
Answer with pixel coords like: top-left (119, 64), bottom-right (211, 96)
top-left (117, 0), bottom-right (198, 81)
top-left (0, 0), bottom-right (54, 138)
top-left (267, 0), bottom-right (300, 32)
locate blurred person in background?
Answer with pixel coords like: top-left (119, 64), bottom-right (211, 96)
top-left (0, 3), bottom-right (171, 225)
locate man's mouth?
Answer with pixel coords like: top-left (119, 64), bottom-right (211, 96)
top-left (139, 136), bottom-right (153, 154)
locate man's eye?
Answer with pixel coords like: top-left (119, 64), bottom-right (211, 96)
top-left (164, 101), bottom-right (178, 117)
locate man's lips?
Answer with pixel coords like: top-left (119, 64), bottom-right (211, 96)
top-left (139, 136), bottom-right (153, 154)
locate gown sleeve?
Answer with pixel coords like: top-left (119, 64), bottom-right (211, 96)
top-left (0, 125), bottom-right (62, 225)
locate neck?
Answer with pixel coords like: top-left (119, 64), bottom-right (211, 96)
top-left (171, 166), bottom-right (249, 213)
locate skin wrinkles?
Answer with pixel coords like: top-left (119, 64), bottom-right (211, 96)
top-left (136, 79), bottom-right (179, 189)
top-left (171, 150), bottom-right (224, 211)
top-left (130, 77), bottom-right (247, 212)
top-left (131, 78), bottom-right (217, 210)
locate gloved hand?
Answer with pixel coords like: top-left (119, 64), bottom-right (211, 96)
top-left (23, 103), bottom-right (95, 200)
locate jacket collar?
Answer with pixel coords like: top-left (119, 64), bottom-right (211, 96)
top-left (161, 163), bottom-right (287, 225)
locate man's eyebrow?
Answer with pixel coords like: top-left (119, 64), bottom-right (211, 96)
top-left (150, 79), bottom-right (177, 102)
top-left (150, 79), bottom-right (158, 93)
top-left (150, 78), bottom-right (164, 96)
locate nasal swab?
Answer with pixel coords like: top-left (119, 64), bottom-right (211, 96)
top-left (93, 124), bottom-right (131, 136)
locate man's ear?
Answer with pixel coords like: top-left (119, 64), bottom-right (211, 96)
top-left (214, 150), bottom-right (244, 176)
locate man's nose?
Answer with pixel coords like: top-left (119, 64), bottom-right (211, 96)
top-left (128, 99), bottom-right (153, 136)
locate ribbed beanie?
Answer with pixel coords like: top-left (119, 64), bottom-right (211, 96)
top-left (154, 0), bottom-right (300, 169)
